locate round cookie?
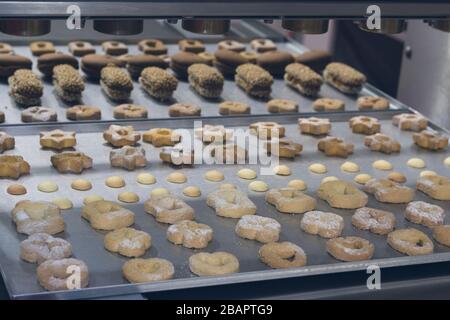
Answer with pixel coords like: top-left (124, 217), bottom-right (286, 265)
top-left (205, 170), bottom-right (224, 182)
top-left (37, 258), bottom-right (88, 291)
top-left (352, 207), bottom-right (396, 235)
top-left (219, 183), bottom-right (237, 190)
top-left (259, 241), bottom-right (307, 269)
top-left (309, 163), bottom-right (327, 174)
top-left (249, 180), bottom-right (269, 192)
top-left (183, 186), bottom-right (201, 198)
top-left (71, 179), bottom-right (92, 191)
top-left (273, 165), bottom-right (291, 176)
top-left (83, 195), bottom-right (104, 205)
top-left (420, 170), bottom-right (437, 178)
top-left (237, 168), bottom-right (257, 180)
top-left (118, 191), bottom-right (140, 203)
top-left (167, 220), bottom-right (213, 249)
top-left (235, 215), bottom-right (281, 243)
top-left (7, 184), bottom-right (27, 195)
top-left (38, 181), bottom-right (58, 193)
top-left (167, 172), bottom-right (187, 184)
top-left (433, 225), bottom-right (450, 247)
top-left (387, 172), bottom-right (407, 183)
top-left (340, 161), bottom-right (359, 173)
top-left (444, 157), bottom-right (450, 166)
top-left (150, 187), bottom-right (170, 197)
top-left (372, 159), bottom-right (393, 171)
top-left (326, 236), bottom-right (374, 261)
top-left (20, 233), bottom-right (72, 264)
top-left (404, 201), bottom-right (445, 227)
top-left (189, 252), bottom-right (239, 276)
top-left (122, 258), bottom-right (174, 283)
top-left (387, 228), bottom-right (434, 256)
top-left (104, 227), bottom-right (151, 257)
top-left (136, 172), bottom-right (156, 185)
top-left (354, 173), bottom-right (372, 185)
top-left (106, 176), bottom-right (125, 188)
top-left (82, 200), bottom-right (135, 230)
top-left (287, 179), bottom-right (306, 190)
top-left (321, 176), bottom-right (339, 184)
top-left (300, 211), bottom-right (344, 238)
top-left (407, 157), bottom-right (426, 169)
top-left (52, 198), bottom-right (73, 210)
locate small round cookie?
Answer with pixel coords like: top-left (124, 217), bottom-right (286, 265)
top-left (167, 172), bottom-right (187, 184)
top-left (249, 180), bottom-right (269, 192)
top-left (300, 211), bottom-right (344, 238)
top-left (352, 207), bottom-right (396, 235)
top-left (83, 195), bottom-right (104, 205)
top-left (357, 96), bottom-right (389, 110)
top-left (20, 233), bottom-right (72, 264)
top-left (267, 99), bottom-right (298, 113)
top-left (118, 191), bottom-right (140, 203)
top-left (372, 159), bottom-right (393, 171)
top-left (341, 161), bottom-right (359, 173)
top-left (37, 258), bottom-right (89, 291)
top-left (287, 179), bottom-right (306, 190)
top-left (313, 98), bottom-right (345, 112)
top-left (204, 170), bottom-right (224, 182)
top-left (321, 176), bottom-right (339, 184)
top-left (219, 183), bottom-right (237, 190)
top-left (237, 168), bottom-right (257, 180)
top-left (183, 186), bottom-right (201, 198)
top-left (387, 228), bottom-right (434, 256)
top-left (309, 163), bottom-right (327, 174)
top-left (420, 170), bottom-right (437, 178)
top-left (444, 157), bottom-right (450, 166)
top-left (273, 165), bottom-right (291, 176)
top-left (259, 241), bottom-right (307, 269)
top-left (235, 215), bottom-right (281, 243)
top-left (407, 157), bottom-right (426, 169)
top-left (167, 220), bottom-right (213, 249)
top-left (113, 104), bottom-right (147, 119)
top-left (71, 179), bottom-right (92, 191)
top-left (354, 173), bottom-right (372, 185)
top-left (150, 187), bottom-right (170, 197)
top-left (326, 236), bottom-right (374, 261)
top-left (189, 252), bottom-right (239, 276)
top-left (52, 198), bottom-right (73, 210)
top-left (404, 201), bottom-right (445, 227)
top-left (387, 172), bottom-right (407, 183)
top-left (7, 184), bottom-right (27, 195)
top-left (122, 258), bottom-right (174, 283)
top-left (105, 176), bottom-right (125, 188)
top-left (104, 227), bottom-right (151, 257)
top-left (136, 172), bottom-right (156, 185)
top-left (38, 181), bottom-right (58, 193)
top-left (433, 225), bottom-right (450, 247)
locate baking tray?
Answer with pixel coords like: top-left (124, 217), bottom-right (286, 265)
top-left (0, 111), bottom-right (450, 300)
top-left (0, 39), bottom-right (406, 127)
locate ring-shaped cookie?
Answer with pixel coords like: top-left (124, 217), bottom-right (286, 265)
top-left (122, 258), bottom-right (175, 283)
top-left (189, 252), bottom-right (239, 276)
top-left (259, 241), bottom-right (307, 269)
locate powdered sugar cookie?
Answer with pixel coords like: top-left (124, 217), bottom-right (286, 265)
top-left (235, 215), bottom-right (281, 243)
top-left (167, 220), bottom-right (213, 249)
top-left (352, 207), bottom-right (395, 235)
top-left (189, 252), bottom-right (239, 276)
top-left (300, 211), bottom-right (344, 238)
top-left (405, 201), bottom-right (445, 227)
top-left (388, 228), bottom-right (433, 256)
top-left (104, 227), bottom-right (151, 257)
top-left (20, 233), bottom-right (72, 264)
top-left (326, 236), bottom-right (374, 261)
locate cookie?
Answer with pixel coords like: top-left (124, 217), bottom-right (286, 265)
top-left (37, 53), bottom-right (78, 77)
top-left (218, 101), bottom-right (250, 115)
top-left (167, 171), bottom-right (187, 184)
top-left (287, 179), bottom-right (306, 190)
top-left (103, 125), bottom-right (141, 147)
top-left (170, 51), bottom-right (210, 78)
top-left (392, 113), bottom-right (428, 131)
top-left (433, 225), bottom-right (450, 247)
top-left (235, 215), bottom-right (281, 243)
top-left (82, 200), bottom-right (134, 230)
top-left (145, 193), bottom-right (194, 224)
top-left (11, 201), bottom-right (64, 235)
top-left (248, 180), bottom-right (269, 192)
top-left (349, 116), bottom-right (381, 135)
top-left (168, 103), bottom-right (201, 117)
top-left (213, 49), bottom-right (247, 76)
top-left (204, 170), bottom-right (224, 182)
top-left (284, 62), bottom-right (323, 96)
top-left (266, 188), bottom-right (316, 214)
top-left (136, 173), bottom-right (156, 185)
top-left (420, 170), bottom-right (437, 178)
top-left (138, 39), bottom-right (167, 55)
top-left (235, 63), bottom-right (273, 98)
top-left (121, 54), bottom-right (168, 78)
top-left (364, 178), bottom-right (414, 203)
top-left (40, 129), bottom-right (76, 150)
top-left (139, 66), bottom-right (178, 100)
top-left (179, 39), bottom-right (205, 53)
top-left (357, 96), bottom-right (389, 110)
top-left (81, 54), bottom-right (124, 78)
top-left (52, 198), bottom-right (73, 210)
top-left (206, 188), bottom-right (256, 218)
top-left (295, 50), bottom-right (331, 72)
top-left (387, 171), bottom-right (406, 183)
top-left (105, 176), bottom-right (125, 188)
top-left (0, 131), bottom-right (15, 153)
top-left (413, 130), bottom-right (448, 150)
top-left (321, 176), bottom-right (339, 184)
top-left (265, 138), bottom-right (302, 159)
top-left (0, 155), bottom-right (30, 179)
top-left (104, 227), bottom-right (151, 257)
top-left (0, 42), bottom-right (13, 54)
top-left (323, 62), bottom-right (366, 94)
top-left (313, 98), bottom-right (345, 112)
top-left (53, 64), bottom-right (84, 102)
top-left (110, 146), bottom-right (147, 171)
top-left (259, 242), bottom-right (307, 269)
top-left (407, 157), bottom-right (426, 169)
top-left (309, 163), bottom-right (327, 174)
top-left (150, 188), bottom-right (170, 197)
top-left (183, 186), bottom-right (201, 198)
top-left (143, 128), bottom-right (180, 147)
top-left (372, 159), bottom-right (393, 171)
top-left (354, 173), bottom-right (372, 185)
top-left (71, 178), bottom-right (92, 191)
top-left (298, 117), bottom-right (331, 135)
top-left (0, 53), bottom-right (32, 78)
top-left (352, 207), bottom-right (396, 235)
top-left (211, 143), bottom-right (247, 164)
top-left (340, 161), bottom-right (359, 173)
top-left (273, 165), bottom-right (291, 176)
top-left (113, 104), bottom-right (147, 119)
top-left (250, 39), bottom-right (276, 53)
top-left (317, 136), bottom-right (353, 158)
top-left (37, 181), bottom-right (58, 193)
top-left (102, 41), bottom-right (128, 56)
top-left (37, 258), bottom-right (88, 291)
top-left (318, 180), bottom-right (368, 209)
top-left (387, 228), bottom-right (433, 256)
top-left (188, 64), bottom-right (224, 98)
top-left (66, 105), bottom-right (101, 121)
top-left (195, 125), bottom-right (233, 144)
top-left (83, 195), bottom-right (104, 205)
top-left (267, 99), bottom-right (298, 113)
top-left (20, 233), bottom-right (72, 264)
top-left (68, 41), bottom-right (96, 57)
top-left (364, 133), bottom-right (401, 154)
top-left (123, 258), bottom-right (174, 283)
top-left (405, 201), bottom-right (445, 227)
top-left (249, 121), bottom-right (285, 139)
top-left (237, 168), bottom-right (257, 180)
top-left (256, 51), bottom-right (294, 77)
top-left (51, 152), bottom-right (93, 174)
top-left (218, 40), bottom-right (245, 52)
top-left (326, 236), bottom-right (374, 261)
top-left (189, 252), bottom-right (239, 276)
top-left (21, 107), bottom-right (57, 123)
top-left (167, 220), bottom-right (213, 249)
top-left (7, 183), bottom-right (27, 195)
top-left (160, 146), bottom-right (195, 166)
top-left (100, 65), bottom-right (133, 101)
top-left (30, 41), bottom-right (55, 56)
top-left (416, 175), bottom-right (450, 200)
top-left (300, 210), bottom-right (344, 238)
top-left (8, 69), bottom-right (43, 106)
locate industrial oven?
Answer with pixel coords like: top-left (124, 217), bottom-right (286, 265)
top-left (1, 1), bottom-right (450, 300)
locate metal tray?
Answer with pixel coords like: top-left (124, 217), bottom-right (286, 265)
top-left (0, 40), bottom-right (406, 127)
top-left (0, 110), bottom-right (450, 300)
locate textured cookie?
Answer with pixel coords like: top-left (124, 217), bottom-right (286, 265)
top-left (144, 194), bottom-right (194, 224)
top-left (298, 117), bottom-right (331, 135)
top-left (40, 129), bottom-right (76, 150)
top-left (113, 104), bottom-right (148, 119)
top-left (189, 252), bottom-right (239, 276)
top-left (249, 121), bottom-right (285, 139)
top-left (300, 211), bottom-right (344, 238)
top-left (218, 101), bottom-right (250, 115)
top-left (20, 233), bottom-right (72, 264)
top-left (82, 200), bottom-right (135, 230)
top-left (317, 136), bottom-right (353, 158)
top-left (357, 96), bottom-right (389, 110)
top-left (9, 69), bottom-right (43, 106)
top-left (265, 138), bottom-right (302, 158)
top-left (160, 146), bottom-right (195, 166)
top-left (413, 130), bottom-right (448, 150)
top-left (387, 228), bottom-right (433, 256)
top-left (0, 131), bottom-right (15, 153)
top-left (37, 258), bottom-right (88, 291)
top-left (405, 201), bottom-right (445, 227)
top-left (52, 64), bottom-right (84, 102)
top-left (352, 207), bottom-right (396, 235)
top-left (110, 146), bottom-right (147, 170)
top-left (392, 113), bottom-right (427, 131)
top-left (104, 227), bottom-right (151, 257)
top-left (123, 258), bottom-right (174, 283)
top-left (139, 66), bottom-right (178, 100)
top-left (143, 128), bottom-right (180, 147)
top-left (51, 152), bottom-right (92, 174)
top-left (235, 63), bottom-right (273, 98)
top-left (364, 133), bottom-right (401, 154)
top-left (284, 62), bottom-right (323, 96)
top-left (349, 116), bottom-right (381, 135)
top-left (313, 98), bottom-right (345, 112)
top-left (259, 242), bottom-right (307, 269)
top-left (416, 175), bottom-right (450, 200)
top-left (326, 236), bottom-right (374, 261)
top-left (267, 98), bottom-right (298, 113)
top-left (66, 105), bottom-right (101, 121)
top-left (167, 220), bottom-right (213, 249)
top-left (21, 107), bottom-right (57, 123)
top-left (0, 155), bottom-right (30, 179)
top-left (100, 65), bottom-right (133, 101)
top-left (11, 201), bottom-right (64, 235)
top-left (266, 188), bottom-right (316, 214)
top-left (168, 103), bottom-right (201, 117)
top-left (206, 188), bottom-right (256, 218)
top-left (364, 178), bottom-right (414, 203)
top-left (103, 125), bottom-right (141, 147)
top-left (188, 63), bottom-right (224, 98)
top-left (235, 215), bottom-right (281, 243)
top-left (323, 62), bottom-right (366, 94)
top-left (317, 180), bottom-right (368, 209)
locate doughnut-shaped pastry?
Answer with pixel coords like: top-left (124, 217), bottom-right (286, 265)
top-left (387, 228), bottom-right (434, 256)
top-left (122, 258), bottom-right (175, 283)
top-left (82, 200), bottom-right (135, 230)
top-left (317, 180), bottom-right (368, 209)
top-left (404, 201), bottom-right (445, 227)
top-left (352, 207), bottom-right (395, 235)
top-left (364, 178), bottom-right (414, 203)
top-left (189, 252), bottom-right (239, 276)
top-left (326, 236), bottom-right (374, 261)
top-left (433, 225), bottom-right (450, 247)
top-left (37, 258), bottom-right (89, 291)
top-left (416, 175), bottom-right (450, 201)
top-left (259, 241), bottom-right (307, 269)
top-left (300, 211), bottom-right (344, 238)
top-left (265, 188), bottom-right (316, 214)
top-left (206, 189), bottom-right (256, 218)
top-left (144, 194), bottom-right (194, 224)
top-left (167, 220), bottom-right (213, 249)
top-left (235, 215), bottom-right (281, 243)
top-left (11, 201), bottom-right (65, 235)
top-left (20, 233), bottom-right (72, 264)
top-left (104, 227), bottom-right (151, 257)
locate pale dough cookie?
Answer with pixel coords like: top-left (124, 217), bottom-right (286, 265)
top-left (354, 174), bottom-right (372, 185)
top-left (433, 225), bottom-right (450, 247)
top-left (206, 188), bottom-right (256, 218)
top-left (387, 172), bottom-right (407, 183)
top-left (104, 227), bottom-right (151, 257)
top-left (326, 236), bottom-right (374, 261)
top-left (167, 220), bottom-right (213, 249)
top-left (136, 173), bottom-right (156, 185)
top-left (249, 180), bottom-right (269, 192)
top-left (71, 179), bottom-right (92, 191)
top-left (235, 215), bottom-right (281, 243)
top-left (52, 198), bottom-right (73, 210)
top-left (189, 252), bottom-right (239, 276)
top-left (387, 228), bottom-right (433, 256)
top-left (404, 201), bottom-right (445, 227)
top-left (183, 186), bottom-right (202, 197)
top-left (416, 175), bottom-right (450, 200)
top-left (372, 159), bottom-right (393, 171)
top-left (321, 176), bottom-right (339, 184)
top-left (352, 207), bottom-right (396, 235)
top-left (82, 200), bottom-right (135, 230)
top-left (37, 181), bottom-right (58, 193)
top-left (287, 179), bottom-right (306, 190)
top-left (273, 165), bottom-right (291, 176)
top-left (106, 176), bottom-right (125, 188)
top-left (317, 180), bottom-right (368, 209)
top-left (83, 195), bottom-right (104, 205)
top-left (300, 211), bottom-right (344, 238)
top-left (11, 201), bottom-right (65, 235)
top-left (237, 168), bottom-right (257, 180)
top-left (118, 191), bottom-right (140, 203)
top-left (265, 188), bottom-right (316, 214)
top-left (205, 170), bottom-right (224, 182)
top-left (420, 170), bottom-right (437, 178)
top-left (20, 233), bottom-right (72, 264)
top-left (122, 258), bottom-right (175, 283)
top-left (150, 187), bottom-right (170, 197)
top-left (364, 178), bottom-right (414, 203)
top-left (259, 241), bottom-right (307, 269)
top-left (407, 157), bottom-right (426, 169)
top-left (7, 184), bottom-right (27, 195)
top-left (309, 163), bottom-right (327, 174)
top-left (37, 258), bottom-right (89, 291)
top-left (340, 161), bottom-right (360, 173)
top-left (167, 172), bottom-right (187, 184)
top-left (144, 194), bottom-right (194, 224)
top-left (219, 183), bottom-right (237, 190)
top-left (444, 157), bottom-right (450, 166)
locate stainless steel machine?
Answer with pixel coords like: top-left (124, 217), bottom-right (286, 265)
top-left (1, 1), bottom-right (450, 300)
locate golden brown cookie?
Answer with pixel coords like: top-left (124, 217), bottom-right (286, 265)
top-left (20, 233), bottom-right (72, 264)
top-left (206, 188), bottom-right (256, 218)
top-left (143, 128), bottom-right (180, 147)
top-left (387, 228), bottom-right (433, 256)
top-left (317, 136), bottom-right (353, 158)
top-left (37, 258), bottom-right (88, 291)
top-left (0, 155), bottom-right (30, 179)
top-left (113, 104), bottom-right (148, 119)
top-left (433, 225), bottom-right (450, 247)
top-left (249, 122), bottom-right (285, 139)
top-left (298, 117), bottom-right (331, 135)
top-left (352, 207), bottom-right (396, 235)
top-left (30, 41), bottom-right (55, 56)
top-left (405, 201), bottom-right (445, 227)
top-left (349, 116), bottom-right (381, 135)
top-left (387, 171), bottom-right (407, 183)
top-left (123, 258), bottom-right (174, 283)
top-left (364, 133), bottom-right (401, 154)
top-left (51, 152), bottom-right (93, 174)
top-left (266, 188), bottom-right (316, 214)
top-left (0, 131), bottom-right (15, 153)
top-left (416, 175), bottom-right (450, 200)
top-left (235, 215), bottom-right (281, 243)
top-left (160, 146), bottom-right (195, 166)
top-left (82, 200), bottom-right (135, 230)
top-left (259, 242), bottom-right (307, 269)
top-left (144, 193), bottom-right (195, 224)
top-left (413, 130), bottom-right (448, 150)
top-left (195, 125), bottom-right (233, 143)
top-left (40, 130), bottom-right (76, 150)
top-left (265, 138), bottom-right (302, 159)
top-left (66, 105), bottom-right (101, 121)
top-left (189, 252), bottom-right (239, 276)
top-left (110, 146), bottom-right (147, 170)
top-left (313, 98), bottom-right (345, 112)
top-left (167, 220), bottom-right (213, 249)
top-left (218, 101), bottom-right (251, 115)
top-left (392, 113), bottom-right (428, 131)
top-left (11, 201), bottom-right (64, 235)
top-left (7, 183), bottom-right (27, 195)
top-left (267, 98), bottom-right (298, 113)
top-left (364, 178), bottom-right (414, 203)
top-left (103, 125), bottom-right (141, 147)
top-left (168, 103), bottom-right (201, 117)
top-left (104, 227), bottom-right (151, 257)
top-left (317, 180), bottom-right (368, 209)
top-left (357, 96), bottom-right (389, 110)
top-left (71, 179), bottom-right (92, 191)
top-left (326, 236), bottom-right (374, 261)
top-left (300, 210), bottom-right (344, 238)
